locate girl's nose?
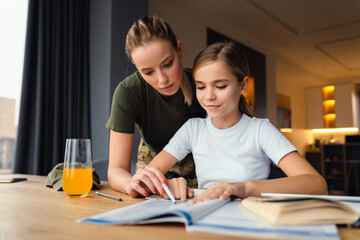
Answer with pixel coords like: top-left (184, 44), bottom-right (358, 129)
top-left (205, 88), bottom-right (216, 100)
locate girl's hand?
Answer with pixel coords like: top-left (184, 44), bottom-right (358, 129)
top-left (127, 166), bottom-right (166, 198)
top-left (165, 177), bottom-right (194, 202)
top-left (190, 182), bottom-right (246, 204)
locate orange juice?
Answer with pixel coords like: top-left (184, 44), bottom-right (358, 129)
top-left (62, 168), bottom-right (92, 196)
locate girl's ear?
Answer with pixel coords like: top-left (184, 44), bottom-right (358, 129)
top-left (177, 40), bottom-right (183, 57)
top-left (240, 76), bottom-right (249, 94)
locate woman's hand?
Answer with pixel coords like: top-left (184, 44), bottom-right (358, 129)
top-left (190, 182), bottom-right (246, 204)
top-left (127, 166), bottom-right (194, 201)
top-left (127, 166), bottom-right (165, 198)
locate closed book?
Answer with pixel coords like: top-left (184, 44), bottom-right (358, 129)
top-left (241, 196), bottom-right (360, 225)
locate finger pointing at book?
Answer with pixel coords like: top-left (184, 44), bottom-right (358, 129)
top-left (128, 150), bottom-right (194, 201)
top-left (128, 166), bottom-right (165, 197)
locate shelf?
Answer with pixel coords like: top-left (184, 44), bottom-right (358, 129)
top-left (347, 160), bottom-right (360, 164)
top-left (325, 175), bottom-right (344, 181)
top-left (321, 143), bottom-right (360, 196)
top-left (324, 160), bottom-right (343, 163)
top-left (344, 143), bottom-right (360, 146)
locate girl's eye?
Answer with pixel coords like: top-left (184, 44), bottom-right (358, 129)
top-left (217, 85), bottom-right (227, 89)
top-left (163, 61), bottom-right (173, 68)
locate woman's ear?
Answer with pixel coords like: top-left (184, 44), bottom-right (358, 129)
top-left (240, 76), bottom-right (249, 94)
top-left (177, 40), bottom-right (183, 57)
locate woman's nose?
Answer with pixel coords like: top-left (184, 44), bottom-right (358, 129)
top-left (157, 71), bottom-right (168, 85)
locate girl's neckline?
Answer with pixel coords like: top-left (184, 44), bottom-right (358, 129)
top-left (206, 114), bottom-right (249, 137)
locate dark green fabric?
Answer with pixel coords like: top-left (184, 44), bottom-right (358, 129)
top-left (106, 69), bottom-right (206, 153)
top-left (46, 163), bottom-right (101, 191)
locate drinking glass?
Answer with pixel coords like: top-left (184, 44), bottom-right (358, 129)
top-left (63, 139), bottom-right (93, 197)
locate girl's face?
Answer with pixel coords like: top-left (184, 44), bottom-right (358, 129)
top-left (194, 60), bottom-right (248, 129)
top-left (131, 39), bottom-right (183, 98)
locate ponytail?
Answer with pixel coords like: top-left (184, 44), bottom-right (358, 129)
top-left (239, 95), bottom-right (257, 117)
top-left (179, 73), bottom-right (193, 106)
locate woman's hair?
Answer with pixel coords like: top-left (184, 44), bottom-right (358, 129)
top-left (126, 16), bottom-right (192, 106)
top-left (193, 41), bottom-right (256, 117)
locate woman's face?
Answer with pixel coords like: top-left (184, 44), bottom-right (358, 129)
top-left (194, 60), bottom-right (247, 129)
top-left (131, 39), bottom-right (183, 97)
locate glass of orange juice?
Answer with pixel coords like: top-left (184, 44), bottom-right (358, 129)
top-left (63, 139), bottom-right (93, 197)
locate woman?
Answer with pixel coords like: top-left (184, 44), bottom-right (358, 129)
top-left (106, 16), bottom-right (206, 196)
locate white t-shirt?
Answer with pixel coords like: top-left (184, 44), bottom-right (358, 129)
top-left (163, 114), bottom-right (297, 189)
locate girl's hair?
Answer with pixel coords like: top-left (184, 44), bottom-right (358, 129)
top-left (193, 41), bottom-right (257, 117)
top-left (126, 16), bottom-right (192, 106)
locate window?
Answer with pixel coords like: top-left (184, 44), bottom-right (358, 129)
top-left (0, 1), bottom-right (28, 173)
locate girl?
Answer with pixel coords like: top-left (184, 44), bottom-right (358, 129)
top-left (106, 16), bottom-right (206, 197)
top-left (128, 41), bottom-right (328, 202)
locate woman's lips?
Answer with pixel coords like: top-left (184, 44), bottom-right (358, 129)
top-left (161, 83), bottom-right (174, 92)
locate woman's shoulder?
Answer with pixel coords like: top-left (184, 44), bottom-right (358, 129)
top-left (113, 71), bottom-right (147, 96)
top-left (118, 71), bottom-right (145, 88)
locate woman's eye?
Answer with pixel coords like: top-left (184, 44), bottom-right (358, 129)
top-left (144, 71), bottom-right (153, 76)
top-left (163, 61), bottom-right (173, 68)
top-left (196, 86), bottom-right (205, 90)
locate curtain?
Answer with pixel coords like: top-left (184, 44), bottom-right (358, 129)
top-left (14, 0), bottom-right (91, 175)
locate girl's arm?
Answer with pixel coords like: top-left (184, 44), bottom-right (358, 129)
top-left (107, 130), bottom-right (135, 195)
top-left (190, 151), bottom-right (328, 203)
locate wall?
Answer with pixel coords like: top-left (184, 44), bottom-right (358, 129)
top-left (90, 0), bottom-right (146, 166)
top-left (90, 0), bottom-right (112, 161)
top-left (275, 58), bottom-right (326, 154)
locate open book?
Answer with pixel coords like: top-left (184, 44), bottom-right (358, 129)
top-left (241, 193), bottom-right (360, 225)
top-left (79, 197), bottom-right (339, 240)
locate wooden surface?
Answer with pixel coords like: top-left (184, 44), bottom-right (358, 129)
top-left (0, 174), bottom-right (359, 240)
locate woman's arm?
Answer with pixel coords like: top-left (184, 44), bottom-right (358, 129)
top-left (107, 130), bottom-right (135, 195)
top-left (191, 152), bottom-right (328, 203)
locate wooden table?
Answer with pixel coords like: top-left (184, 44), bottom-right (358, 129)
top-left (1, 174), bottom-right (359, 240)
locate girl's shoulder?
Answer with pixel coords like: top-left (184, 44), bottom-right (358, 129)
top-left (243, 114), bottom-right (273, 130)
top-left (244, 114), bottom-right (270, 124)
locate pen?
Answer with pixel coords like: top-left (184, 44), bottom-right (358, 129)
top-left (162, 183), bottom-right (176, 204)
top-left (96, 192), bottom-right (122, 201)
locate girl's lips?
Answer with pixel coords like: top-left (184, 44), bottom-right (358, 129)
top-left (206, 105), bottom-right (220, 110)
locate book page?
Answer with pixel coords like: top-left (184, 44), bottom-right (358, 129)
top-left (78, 199), bottom-right (178, 224)
top-left (187, 200), bottom-right (339, 240)
top-left (342, 201), bottom-right (360, 214)
top-left (261, 193), bottom-right (360, 202)
top-left (78, 194), bottom-right (229, 225)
